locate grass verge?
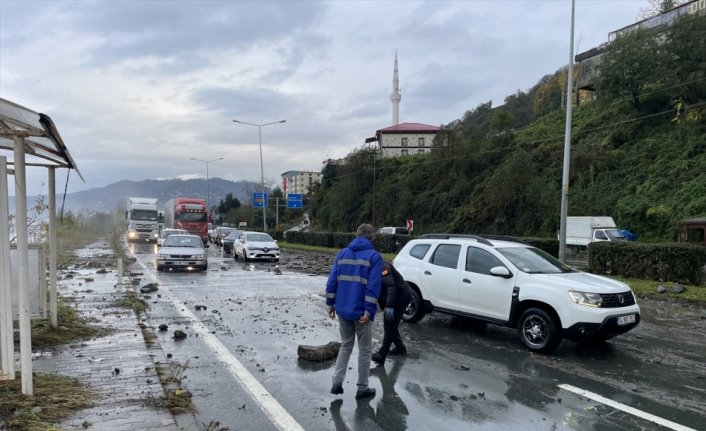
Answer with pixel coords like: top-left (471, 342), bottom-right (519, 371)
top-left (112, 290), bottom-right (149, 315)
top-left (618, 277), bottom-right (706, 304)
top-left (0, 373), bottom-right (96, 431)
top-left (30, 299), bottom-right (111, 349)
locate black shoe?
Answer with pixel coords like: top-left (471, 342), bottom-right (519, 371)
top-left (371, 351), bottom-right (385, 365)
top-left (355, 387), bottom-right (376, 400)
top-left (330, 384), bottom-right (344, 395)
top-left (388, 346), bottom-right (407, 356)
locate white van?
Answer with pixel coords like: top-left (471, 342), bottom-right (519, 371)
top-left (376, 226), bottom-right (410, 235)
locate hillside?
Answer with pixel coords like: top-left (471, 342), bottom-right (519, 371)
top-left (310, 13), bottom-right (706, 241)
top-left (11, 177), bottom-right (259, 215)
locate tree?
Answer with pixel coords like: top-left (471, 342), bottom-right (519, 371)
top-left (217, 193), bottom-right (241, 215)
top-left (663, 14), bottom-right (706, 105)
top-left (637, 0), bottom-right (684, 19)
top-left (596, 27), bottom-right (663, 110)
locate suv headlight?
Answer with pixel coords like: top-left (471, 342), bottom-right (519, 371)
top-left (569, 291), bottom-right (603, 307)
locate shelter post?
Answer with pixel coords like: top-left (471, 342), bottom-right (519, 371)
top-left (13, 136), bottom-right (33, 395)
top-left (48, 167), bottom-right (57, 327)
top-left (0, 156), bottom-right (16, 380)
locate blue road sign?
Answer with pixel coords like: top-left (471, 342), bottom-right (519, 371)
top-left (253, 192), bottom-right (269, 208)
top-left (287, 193), bottom-right (302, 208)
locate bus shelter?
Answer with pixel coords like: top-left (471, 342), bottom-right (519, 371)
top-left (0, 97), bottom-right (83, 395)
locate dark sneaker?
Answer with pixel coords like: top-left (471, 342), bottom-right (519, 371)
top-left (330, 384), bottom-right (344, 395)
top-left (371, 351), bottom-right (385, 365)
top-left (388, 346), bottom-right (407, 356)
top-left (355, 387), bottom-right (376, 400)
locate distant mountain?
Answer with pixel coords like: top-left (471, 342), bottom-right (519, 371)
top-left (10, 178), bottom-right (260, 214)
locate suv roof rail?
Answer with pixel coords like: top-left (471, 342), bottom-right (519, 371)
top-left (418, 233), bottom-right (493, 246)
top-left (478, 234), bottom-right (528, 245)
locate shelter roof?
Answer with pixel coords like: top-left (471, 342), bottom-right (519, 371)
top-left (0, 97), bottom-right (83, 180)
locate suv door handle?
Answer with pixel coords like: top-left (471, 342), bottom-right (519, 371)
top-left (462, 278), bottom-right (471, 284)
top-left (424, 270), bottom-right (432, 275)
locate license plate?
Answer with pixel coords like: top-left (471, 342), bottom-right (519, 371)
top-left (617, 314), bottom-right (636, 325)
top-left (175, 261), bottom-right (189, 265)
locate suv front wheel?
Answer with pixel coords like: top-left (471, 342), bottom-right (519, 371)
top-left (401, 288), bottom-right (425, 323)
top-left (517, 308), bottom-right (562, 353)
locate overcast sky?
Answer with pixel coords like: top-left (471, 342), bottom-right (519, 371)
top-left (1, 0), bottom-right (647, 197)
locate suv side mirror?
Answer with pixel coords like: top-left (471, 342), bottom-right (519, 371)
top-left (490, 266), bottom-right (513, 278)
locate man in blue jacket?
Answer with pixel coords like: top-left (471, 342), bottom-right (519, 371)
top-left (326, 223), bottom-right (383, 400)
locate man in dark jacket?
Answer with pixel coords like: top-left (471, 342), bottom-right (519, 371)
top-left (326, 223), bottom-right (383, 400)
top-left (372, 261), bottom-right (411, 366)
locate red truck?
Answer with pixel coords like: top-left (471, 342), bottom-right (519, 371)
top-left (163, 198), bottom-right (209, 243)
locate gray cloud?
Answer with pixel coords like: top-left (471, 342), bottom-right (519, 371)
top-left (1, 0), bottom-right (647, 196)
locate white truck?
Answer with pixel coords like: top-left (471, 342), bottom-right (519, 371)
top-left (565, 216), bottom-right (626, 252)
top-left (126, 197), bottom-right (161, 243)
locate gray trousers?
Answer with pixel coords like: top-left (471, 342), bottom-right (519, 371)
top-left (332, 317), bottom-right (372, 390)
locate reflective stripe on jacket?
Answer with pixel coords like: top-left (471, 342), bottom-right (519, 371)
top-left (325, 236), bottom-right (383, 321)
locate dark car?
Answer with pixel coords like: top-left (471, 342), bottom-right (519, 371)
top-left (222, 230), bottom-right (240, 254)
top-left (214, 227), bottom-right (237, 246)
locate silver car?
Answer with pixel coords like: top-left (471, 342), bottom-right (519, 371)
top-left (157, 228), bottom-right (188, 247)
top-left (156, 234), bottom-right (208, 271)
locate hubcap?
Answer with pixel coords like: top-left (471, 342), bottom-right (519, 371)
top-left (523, 315), bottom-right (547, 346)
top-left (404, 297), bottom-right (417, 318)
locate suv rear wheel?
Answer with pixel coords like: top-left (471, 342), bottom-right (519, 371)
top-left (401, 288), bottom-right (425, 323)
top-left (517, 308), bottom-right (562, 353)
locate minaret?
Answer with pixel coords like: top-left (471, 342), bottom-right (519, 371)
top-left (390, 51), bottom-right (401, 125)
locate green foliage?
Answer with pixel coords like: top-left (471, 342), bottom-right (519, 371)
top-left (309, 15), bottom-right (706, 244)
top-left (590, 241), bottom-right (706, 285)
top-left (217, 192), bottom-right (241, 215)
top-left (596, 27), bottom-right (663, 111)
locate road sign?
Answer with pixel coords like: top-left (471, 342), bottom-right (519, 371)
top-left (287, 193), bottom-right (303, 209)
top-left (406, 219), bottom-right (414, 232)
top-left (253, 192), bottom-right (269, 208)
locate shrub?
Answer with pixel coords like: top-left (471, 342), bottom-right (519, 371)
top-left (589, 241), bottom-right (706, 285)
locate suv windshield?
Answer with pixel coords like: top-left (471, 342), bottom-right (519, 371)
top-left (497, 246), bottom-right (574, 274)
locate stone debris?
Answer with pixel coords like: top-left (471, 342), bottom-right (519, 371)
top-left (140, 282), bottom-right (159, 293)
top-left (174, 330), bottom-right (187, 340)
top-left (158, 324), bottom-right (169, 331)
top-left (297, 341), bottom-right (341, 362)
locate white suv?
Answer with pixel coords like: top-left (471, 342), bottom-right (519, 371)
top-left (393, 234), bottom-right (640, 353)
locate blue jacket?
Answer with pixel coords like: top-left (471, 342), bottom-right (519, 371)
top-left (326, 236), bottom-right (383, 321)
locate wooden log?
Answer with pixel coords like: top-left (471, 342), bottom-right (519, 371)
top-left (297, 341), bottom-right (341, 362)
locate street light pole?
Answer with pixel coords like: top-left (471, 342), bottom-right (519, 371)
top-left (190, 157), bottom-right (223, 214)
top-left (232, 119), bottom-right (286, 232)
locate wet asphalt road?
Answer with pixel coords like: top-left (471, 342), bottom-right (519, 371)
top-left (127, 242), bottom-right (706, 431)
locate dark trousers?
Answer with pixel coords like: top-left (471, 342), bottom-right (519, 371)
top-left (378, 291), bottom-right (410, 356)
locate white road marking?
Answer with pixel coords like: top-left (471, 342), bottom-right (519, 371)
top-left (136, 258), bottom-right (305, 431)
top-left (558, 384), bottom-right (697, 431)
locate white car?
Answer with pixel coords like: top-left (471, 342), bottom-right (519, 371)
top-left (393, 234), bottom-right (640, 353)
top-left (156, 234), bottom-right (208, 271)
top-left (233, 231), bottom-right (280, 262)
top-left (157, 228), bottom-right (188, 247)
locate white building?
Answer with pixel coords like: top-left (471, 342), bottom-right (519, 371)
top-left (281, 170), bottom-right (322, 195)
top-left (365, 54), bottom-right (441, 158)
top-left (370, 123), bottom-right (441, 158)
